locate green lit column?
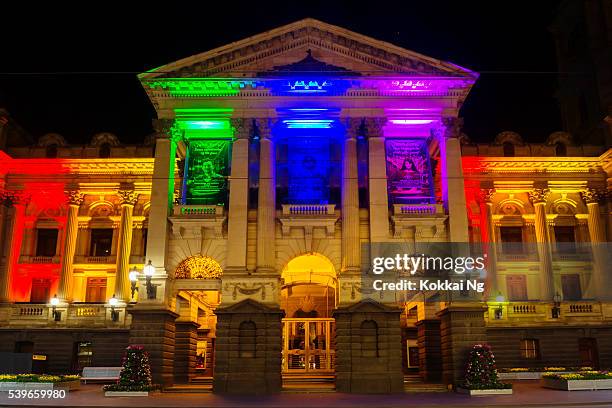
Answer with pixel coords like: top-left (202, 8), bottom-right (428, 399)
top-left (145, 119), bottom-right (177, 286)
top-left (256, 118), bottom-right (276, 274)
top-left (225, 118), bottom-right (252, 274)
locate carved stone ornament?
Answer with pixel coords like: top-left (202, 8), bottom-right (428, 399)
top-left (117, 190), bottom-right (138, 206)
top-left (581, 188), bottom-right (604, 205)
top-left (442, 117), bottom-right (464, 139)
top-left (480, 189), bottom-right (496, 204)
top-left (175, 255), bottom-right (223, 279)
top-left (152, 118), bottom-right (175, 138)
top-left (344, 117), bottom-right (363, 139)
top-left (528, 188), bottom-right (550, 205)
top-left (364, 117), bottom-right (386, 137)
top-left (229, 118), bottom-right (253, 139)
top-left (65, 190), bottom-right (85, 206)
top-left (255, 118), bottom-right (274, 139)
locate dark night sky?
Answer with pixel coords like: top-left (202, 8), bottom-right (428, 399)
top-left (0, 1), bottom-right (563, 145)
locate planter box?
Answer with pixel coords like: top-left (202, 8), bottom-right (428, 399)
top-left (541, 378), bottom-right (612, 391)
top-left (55, 380), bottom-right (81, 391)
top-left (456, 387), bottom-right (513, 395)
top-left (0, 381), bottom-right (78, 392)
top-left (104, 391), bottom-right (149, 397)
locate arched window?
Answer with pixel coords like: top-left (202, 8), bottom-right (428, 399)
top-left (99, 143), bottom-right (111, 158)
top-left (555, 142), bottom-right (567, 157)
top-left (45, 144), bottom-right (58, 158)
top-left (502, 142), bottom-right (515, 157)
top-left (360, 320), bottom-right (378, 357)
top-left (239, 321), bottom-right (257, 358)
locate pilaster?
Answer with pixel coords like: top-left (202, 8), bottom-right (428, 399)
top-left (114, 186), bottom-right (138, 302)
top-left (57, 189), bottom-right (84, 302)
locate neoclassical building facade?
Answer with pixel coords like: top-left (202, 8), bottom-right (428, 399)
top-left (0, 19), bottom-right (611, 393)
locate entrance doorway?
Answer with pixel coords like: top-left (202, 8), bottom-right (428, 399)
top-left (578, 338), bottom-right (599, 369)
top-left (280, 253), bottom-right (337, 382)
top-left (283, 318), bottom-right (335, 373)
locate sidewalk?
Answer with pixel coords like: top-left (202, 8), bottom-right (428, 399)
top-left (1, 382), bottom-right (611, 408)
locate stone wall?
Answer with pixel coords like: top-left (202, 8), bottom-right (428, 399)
top-left (213, 299), bottom-right (283, 394)
top-left (416, 319), bottom-right (442, 382)
top-left (174, 321), bottom-right (199, 383)
top-left (334, 300), bottom-right (403, 393)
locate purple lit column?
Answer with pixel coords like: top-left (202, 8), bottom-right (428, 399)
top-left (366, 118), bottom-right (389, 242)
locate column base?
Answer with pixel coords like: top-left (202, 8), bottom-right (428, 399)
top-left (213, 299), bottom-right (283, 394)
top-left (128, 307), bottom-right (178, 387)
top-left (333, 299), bottom-right (404, 393)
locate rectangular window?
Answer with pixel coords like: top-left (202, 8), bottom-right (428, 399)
top-left (555, 226), bottom-right (576, 252)
top-left (74, 341), bottom-right (93, 370)
top-left (85, 278), bottom-right (107, 302)
top-left (506, 275), bottom-right (528, 301)
top-left (562, 274), bottom-right (582, 301)
top-left (36, 229), bottom-right (58, 257)
top-left (500, 226), bottom-right (524, 254)
top-left (30, 279), bottom-right (51, 303)
top-left (520, 339), bottom-right (539, 359)
top-left (89, 229), bottom-right (113, 256)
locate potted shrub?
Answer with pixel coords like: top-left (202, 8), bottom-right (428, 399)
top-left (456, 344), bottom-right (513, 395)
top-left (104, 345), bottom-right (158, 396)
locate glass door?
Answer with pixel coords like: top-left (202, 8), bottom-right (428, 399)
top-left (282, 318), bottom-right (334, 373)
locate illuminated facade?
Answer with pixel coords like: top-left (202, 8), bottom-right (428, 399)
top-left (0, 19), bottom-right (611, 393)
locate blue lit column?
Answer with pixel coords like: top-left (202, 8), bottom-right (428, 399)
top-left (256, 118), bottom-right (276, 273)
top-left (342, 118), bottom-right (361, 275)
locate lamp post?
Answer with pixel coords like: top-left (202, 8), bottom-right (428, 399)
top-left (109, 295), bottom-right (119, 322)
top-left (50, 294), bottom-right (61, 322)
top-left (144, 260), bottom-right (156, 300)
top-left (552, 291), bottom-right (561, 319)
top-left (495, 292), bottom-right (504, 320)
top-left (129, 269), bottom-right (139, 301)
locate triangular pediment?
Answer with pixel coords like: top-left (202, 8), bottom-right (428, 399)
top-left (334, 298), bottom-right (401, 314)
top-left (139, 18), bottom-right (476, 79)
top-left (215, 298), bottom-right (282, 314)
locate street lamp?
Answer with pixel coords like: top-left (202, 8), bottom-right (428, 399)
top-left (129, 269), bottom-right (139, 300)
top-left (50, 294), bottom-right (61, 322)
top-left (109, 295), bottom-right (119, 322)
top-left (144, 260), bottom-right (156, 300)
top-left (495, 292), bottom-right (504, 320)
top-left (552, 292), bottom-right (562, 319)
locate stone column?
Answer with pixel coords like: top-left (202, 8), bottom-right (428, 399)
top-left (0, 192), bottom-right (18, 303)
top-left (57, 189), bottom-right (84, 302)
top-left (366, 118), bottom-right (389, 242)
top-left (225, 119), bottom-right (252, 274)
top-left (342, 118), bottom-right (361, 275)
top-left (528, 188), bottom-right (554, 301)
top-left (416, 319), bottom-right (442, 382)
top-left (174, 321), bottom-right (199, 383)
top-left (439, 118), bottom-right (470, 243)
top-left (146, 120), bottom-right (177, 277)
top-left (480, 188), bottom-right (499, 297)
top-left (114, 187), bottom-right (138, 302)
top-left (255, 118), bottom-right (276, 274)
top-left (581, 188), bottom-right (608, 300)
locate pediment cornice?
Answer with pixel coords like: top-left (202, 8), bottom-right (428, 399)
top-left (140, 18), bottom-right (476, 80)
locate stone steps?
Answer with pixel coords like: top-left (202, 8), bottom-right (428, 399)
top-left (282, 375), bottom-right (336, 393)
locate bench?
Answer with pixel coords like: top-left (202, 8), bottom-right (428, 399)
top-left (81, 367), bottom-right (122, 384)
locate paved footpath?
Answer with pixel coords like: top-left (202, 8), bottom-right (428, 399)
top-left (1, 382), bottom-right (612, 408)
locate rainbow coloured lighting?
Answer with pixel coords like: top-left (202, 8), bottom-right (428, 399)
top-left (389, 119), bottom-right (436, 125)
top-left (282, 119), bottom-right (334, 129)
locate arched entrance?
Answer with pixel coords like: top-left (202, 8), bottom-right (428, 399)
top-left (281, 253), bottom-right (336, 375)
top-left (173, 255), bottom-right (223, 384)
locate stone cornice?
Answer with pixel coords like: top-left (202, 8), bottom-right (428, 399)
top-left (4, 159), bottom-right (155, 176)
top-left (462, 157), bottom-right (603, 175)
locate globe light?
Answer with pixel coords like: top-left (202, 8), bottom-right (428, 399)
top-left (144, 260), bottom-right (155, 277)
top-left (495, 292), bottom-right (505, 303)
top-left (129, 270), bottom-right (139, 282)
top-left (50, 294), bottom-right (59, 306)
top-left (109, 295), bottom-right (118, 307)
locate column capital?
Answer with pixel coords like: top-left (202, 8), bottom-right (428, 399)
top-left (229, 118), bottom-right (253, 140)
top-left (344, 117), bottom-right (363, 140)
top-left (440, 117), bottom-right (464, 139)
top-left (528, 188), bottom-right (550, 205)
top-left (64, 190), bottom-right (84, 207)
top-left (364, 117), bottom-right (386, 137)
top-left (581, 188), bottom-right (606, 205)
top-left (480, 188), bottom-right (496, 204)
top-left (255, 118), bottom-right (276, 139)
top-left (117, 189), bottom-right (138, 206)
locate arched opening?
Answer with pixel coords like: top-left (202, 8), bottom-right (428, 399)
top-left (502, 142), bottom-right (515, 157)
top-left (99, 143), bottom-right (111, 158)
top-left (45, 144), bottom-right (58, 158)
top-left (555, 142), bottom-right (567, 157)
top-left (281, 253), bottom-right (336, 375)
